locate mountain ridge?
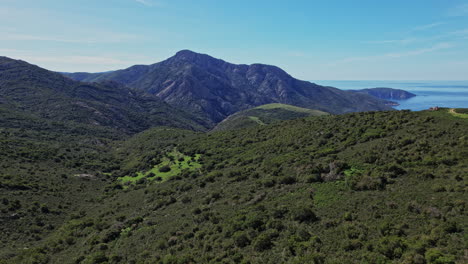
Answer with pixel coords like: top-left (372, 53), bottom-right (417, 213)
top-left (63, 50), bottom-right (394, 124)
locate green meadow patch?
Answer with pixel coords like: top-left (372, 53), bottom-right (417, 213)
top-left (248, 116), bottom-right (265, 125)
top-left (119, 150), bottom-right (201, 185)
top-left (449, 108), bottom-right (468, 119)
top-left (429, 108), bottom-right (468, 120)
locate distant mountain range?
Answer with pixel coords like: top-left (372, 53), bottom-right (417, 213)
top-left (64, 50), bottom-right (393, 125)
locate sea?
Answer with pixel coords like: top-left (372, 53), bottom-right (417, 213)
top-left (313, 80), bottom-right (468, 111)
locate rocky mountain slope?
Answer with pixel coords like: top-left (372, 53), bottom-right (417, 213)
top-left (64, 50), bottom-right (393, 124)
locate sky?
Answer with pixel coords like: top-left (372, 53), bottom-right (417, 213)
top-left (1, 0), bottom-right (468, 80)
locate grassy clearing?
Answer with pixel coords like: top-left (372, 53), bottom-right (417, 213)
top-left (255, 103), bottom-right (329, 115)
top-left (119, 150), bottom-right (201, 185)
top-left (248, 116), bottom-right (265, 125)
top-left (449, 108), bottom-right (468, 119)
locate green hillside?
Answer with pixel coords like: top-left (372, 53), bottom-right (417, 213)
top-left (1, 109), bottom-right (466, 264)
top-left (213, 103), bottom-right (329, 131)
top-left (0, 106), bottom-right (123, 258)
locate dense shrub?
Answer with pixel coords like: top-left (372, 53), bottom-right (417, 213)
top-left (376, 236), bottom-right (407, 259)
top-left (233, 232), bottom-right (250, 248)
top-left (159, 165), bottom-right (171, 173)
top-left (292, 207), bottom-right (319, 223)
top-left (253, 233), bottom-right (274, 251)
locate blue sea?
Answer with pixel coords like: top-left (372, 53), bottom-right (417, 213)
top-left (313, 80), bottom-right (468, 111)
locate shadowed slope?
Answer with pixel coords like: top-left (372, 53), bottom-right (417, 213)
top-left (0, 56), bottom-right (208, 133)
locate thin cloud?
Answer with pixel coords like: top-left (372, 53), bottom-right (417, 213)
top-left (364, 38), bottom-right (416, 45)
top-left (448, 29), bottom-right (468, 37)
top-left (365, 22), bottom-right (446, 45)
top-left (0, 48), bottom-right (26, 54)
top-left (412, 22), bottom-right (445, 31)
top-left (329, 43), bottom-right (454, 66)
top-left (134, 0), bottom-right (161, 7)
top-left (25, 56), bottom-right (126, 65)
top-left (1, 33), bottom-right (97, 43)
top-left (447, 3), bottom-right (468, 17)
top-left (286, 51), bottom-right (309, 58)
top-left (385, 43), bottom-right (453, 58)
top-left (0, 48), bottom-right (158, 72)
top-left (366, 27), bottom-right (468, 46)
top-left (6, 54), bottom-right (133, 72)
top-left (135, 0), bottom-right (151, 6)
top-left (0, 32), bottom-right (140, 44)
top-left (0, 26), bottom-right (17, 32)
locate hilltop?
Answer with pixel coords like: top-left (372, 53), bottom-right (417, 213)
top-left (213, 103), bottom-right (329, 131)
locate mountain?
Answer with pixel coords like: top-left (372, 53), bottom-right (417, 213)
top-left (2, 109), bottom-right (466, 263)
top-left (64, 50), bottom-right (393, 124)
top-left (0, 56), bottom-right (208, 133)
top-left (4, 52), bottom-right (465, 263)
top-left (213, 103), bottom-right (329, 131)
top-left (351, 87), bottom-right (416, 100)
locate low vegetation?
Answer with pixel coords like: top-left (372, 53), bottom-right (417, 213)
top-left (1, 108), bottom-right (466, 263)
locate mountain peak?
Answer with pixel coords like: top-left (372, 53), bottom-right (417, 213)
top-left (172, 50), bottom-right (209, 61)
top-left (167, 50), bottom-right (226, 67)
top-left (174, 49), bottom-right (199, 56)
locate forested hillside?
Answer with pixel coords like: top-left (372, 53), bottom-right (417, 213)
top-left (1, 109), bottom-right (466, 264)
top-left (0, 56), bottom-right (208, 133)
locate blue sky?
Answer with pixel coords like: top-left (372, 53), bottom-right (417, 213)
top-left (1, 0), bottom-right (468, 80)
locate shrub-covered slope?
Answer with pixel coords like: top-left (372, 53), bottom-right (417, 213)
top-left (0, 106), bottom-right (124, 257)
top-left (2, 109), bottom-right (466, 264)
top-left (0, 56), bottom-right (208, 133)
